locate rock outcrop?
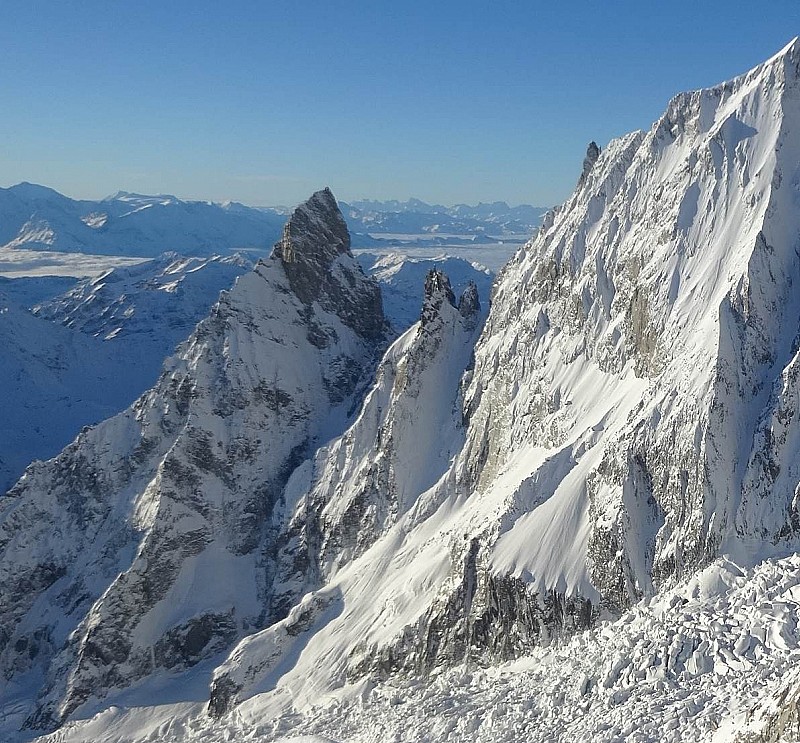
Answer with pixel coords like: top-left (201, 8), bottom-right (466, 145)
top-left (275, 187), bottom-right (384, 342)
top-left (579, 140), bottom-right (601, 184)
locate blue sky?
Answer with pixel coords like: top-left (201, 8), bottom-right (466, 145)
top-left (0, 1), bottom-right (798, 207)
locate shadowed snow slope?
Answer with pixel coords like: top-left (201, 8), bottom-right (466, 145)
top-left (0, 294), bottom-right (148, 493)
top-left (6, 39), bottom-right (800, 743)
top-left (33, 253), bottom-right (252, 344)
top-left (0, 255), bottom-right (252, 493)
top-left (33, 252), bottom-right (253, 389)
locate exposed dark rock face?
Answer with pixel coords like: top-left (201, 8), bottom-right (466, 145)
top-left (347, 538), bottom-right (596, 681)
top-left (275, 187), bottom-right (385, 341)
top-left (207, 675), bottom-right (240, 719)
top-left (154, 613), bottom-right (239, 669)
top-left (457, 281), bottom-right (481, 329)
top-left (420, 268), bottom-right (457, 325)
top-left (579, 140), bottom-right (601, 184)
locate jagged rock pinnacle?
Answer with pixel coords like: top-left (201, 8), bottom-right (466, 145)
top-left (457, 281), bottom-right (481, 329)
top-left (579, 141), bottom-right (601, 184)
top-left (421, 269), bottom-right (456, 326)
top-left (273, 188), bottom-right (384, 340)
top-left (275, 187), bottom-right (350, 271)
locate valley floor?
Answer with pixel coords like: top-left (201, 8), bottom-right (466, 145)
top-left (0, 248), bottom-right (147, 278)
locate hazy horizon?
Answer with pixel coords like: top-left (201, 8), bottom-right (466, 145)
top-left (1, 1), bottom-right (798, 207)
top-left (0, 180), bottom-right (550, 210)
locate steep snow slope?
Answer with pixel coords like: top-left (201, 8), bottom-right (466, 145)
top-left (0, 189), bottom-right (387, 732)
top-left (0, 184), bottom-right (284, 257)
top-left (0, 294), bottom-right (147, 493)
top-left (457, 36), bottom-right (800, 607)
top-left (206, 270), bottom-right (484, 716)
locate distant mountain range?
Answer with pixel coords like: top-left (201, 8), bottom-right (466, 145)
top-left (341, 198), bottom-right (547, 238)
top-left (0, 183), bottom-right (286, 257)
top-left (0, 183), bottom-right (546, 258)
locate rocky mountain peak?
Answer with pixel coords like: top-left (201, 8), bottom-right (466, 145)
top-left (0, 186), bottom-right (395, 731)
top-left (275, 187), bottom-right (349, 266)
top-left (457, 281), bottom-right (480, 318)
top-left (579, 141), bottom-right (601, 184)
top-left (457, 281), bottom-right (481, 330)
top-left (421, 268), bottom-right (457, 326)
top-left (272, 188), bottom-right (385, 340)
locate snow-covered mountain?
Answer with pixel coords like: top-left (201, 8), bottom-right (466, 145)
top-left (200, 36), bottom-right (800, 741)
top-left (0, 184), bottom-right (285, 257)
top-left (0, 293), bottom-right (149, 494)
top-left (0, 250), bottom-right (487, 495)
top-left (0, 188), bottom-right (388, 732)
top-left (33, 252), bottom-right (252, 365)
top-left (4, 38), bottom-right (800, 743)
top-left (0, 255), bottom-right (253, 492)
top-left (213, 37), bottom-right (800, 727)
